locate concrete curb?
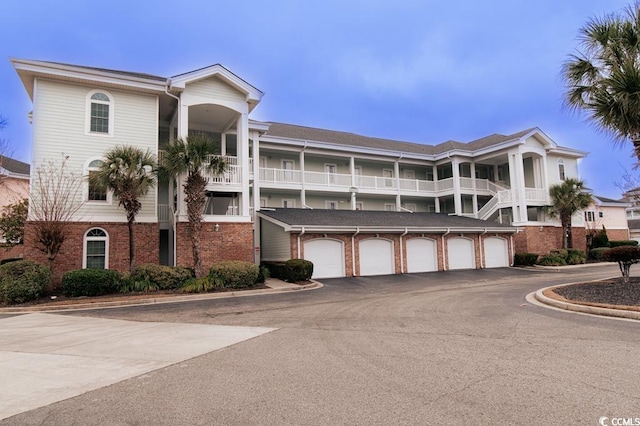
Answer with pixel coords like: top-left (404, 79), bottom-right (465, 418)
top-left (0, 281), bottom-right (323, 314)
top-left (534, 282), bottom-right (640, 321)
top-left (532, 262), bottom-right (610, 271)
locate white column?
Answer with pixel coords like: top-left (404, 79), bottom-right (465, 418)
top-left (452, 159), bottom-right (462, 215)
top-left (470, 162), bottom-right (478, 216)
top-left (300, 149), bottom-right (306, 207)
top-left (433, 164), bottom-right (440, 213)
top-left (237, 112), bottom-right (250, 216)
top-left (515, 152), bottom-right (527, 222)
top-left (395, 160), bottom-right (401, 210)
top-left (221, 133), bottom-right (227, 156)
top-left (176, 103), bottom-right (189, 215)
top-left (507, 153), bottom-right (518, 221)
top-left (350, 157), bottom-right (356, 210)
top-left (252, 132), bottom-right (260, 214)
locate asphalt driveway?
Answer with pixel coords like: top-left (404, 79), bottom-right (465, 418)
top-left (2, 265), bottom-right (639, 425)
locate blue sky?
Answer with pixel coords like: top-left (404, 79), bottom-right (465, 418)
top-left (0, 0), bottom-right (634, 197)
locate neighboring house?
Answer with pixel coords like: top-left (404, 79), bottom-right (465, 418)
top-left (622, 189), bottom-right (640, 242)
top-left (11, 58), bottom-right (595, 278)
top-left (582, 195), bottom-right (630, 242)
top-left (0, 155), bottom-right (29, 210)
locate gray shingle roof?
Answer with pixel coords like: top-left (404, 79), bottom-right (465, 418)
top-left (0, 156), bottom-right (30, 175)
top-left (259, 208), bottom-right (515, 231)
top-left (39, 60), bottom-right (167, 81)
top-left (594, 194), bottom-right (627, 204)
top-left (263, 122), bottom-right (536, 155)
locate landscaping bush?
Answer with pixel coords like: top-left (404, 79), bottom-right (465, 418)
top-left (550, 249), bottom-right (568, 259)
top-left (589, 247), bottom-right (610, 261)
top-left (590, 228), bottom-right (609, 249)
top-left (119, 277), bottom-right (159, 293)
top-left (131, 264), bottom-right (193, 290)
top-left (62, 269), bottom-right (121, 297)
top-left (209, 261), bottom-right (259, 289)
top-left (608, 240), bottom-right (639, 248)
top-left (0, 260), bottom-right (50, 304)
top-left (181, 276), bottom-right (223, 293)
top-left (513, 252), bottom-right (539, 266)
top-left (565, 249), bottom-right (586, 265)
top-left (256, 265), bottom-right (270, 284)
top-left (262, 259), bottom-right (314, 282)
top-left (603, 246), bottom-right (640, 283)
top-left (537, 254), bottom-right (567, 266)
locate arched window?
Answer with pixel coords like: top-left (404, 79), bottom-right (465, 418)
top-left (84, 228), bottom-right (108, 269)
top-left (86, 90), bottom-right (113, 135)
top-left (86, 159), bottom-right (108, 202)
top-left (558, 159), bottom-right (566, 181)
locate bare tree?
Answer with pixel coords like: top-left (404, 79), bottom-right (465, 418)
top-left (29, 155), bottom-right (85, 270)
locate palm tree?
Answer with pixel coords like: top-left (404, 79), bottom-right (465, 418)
top-left (546, 178), bottom-right (593, 249)
top-left (563, 3), bottom-right (640, 161)
top-left (90, 146), bottom-right (157, 272)
top-left (160, 134), bottom-right (226, 278)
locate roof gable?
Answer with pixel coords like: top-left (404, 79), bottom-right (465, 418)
top-left (170, 64), bottom-right (263, 104)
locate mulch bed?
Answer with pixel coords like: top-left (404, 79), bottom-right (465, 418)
top-left (551, 277), bottom-right (640, 309)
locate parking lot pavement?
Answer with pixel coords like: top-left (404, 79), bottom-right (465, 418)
top-left (0, 313), bottom-right (275, 420)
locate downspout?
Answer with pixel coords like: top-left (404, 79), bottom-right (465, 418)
top-left (479, 228), bottom-right (488, 269)
top-left (399, 228), bottom-right (408, 274)
top-left (352, 227), bottom-right (360, 277)
top-left (297, 227), bottom-right (306, 259)
top-left (442, 228), bottom-right (450, 271)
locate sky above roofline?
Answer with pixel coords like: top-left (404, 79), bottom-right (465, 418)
top-left (0, 0), bottom-right (634, 198)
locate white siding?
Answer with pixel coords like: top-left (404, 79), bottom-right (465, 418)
top-left (184, 76), bottom-right (245, 104)
top-left (33, 79), bottom-right (158, 222)
top-left (545, 155), bottom-right (579, 187)
top-left (260, 219), bottom-right (290, 261)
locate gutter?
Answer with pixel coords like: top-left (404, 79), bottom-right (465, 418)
top-left (351, 227), bottom-right (360, 277)
top-left (297, 227), bottom-right (306, 259)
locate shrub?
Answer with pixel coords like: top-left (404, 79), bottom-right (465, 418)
top-left (62, 269), bottom-right (121, 297)
top-left (513, 253), bottom-right (538, 266)
top-left (263, 259), bottom-right (314, 282)
top-left (589, 247), bottom-right (610, 261)
top-left (603, 246), bottom-right (640, 283)
top-left (256, 265), bottom-right (270, 284)
top-left (537, 254), bottom-right (566, 266)
top-left (590, 228), bottom-right (609, 249)
top-left (550, 249), bottom-right (568, 259)
top-left (0, 260), bottom-right (50, 304)
top-left (608, 240), bottom-right (639, 248)
top-left (181, 276), bottom-right (223, 293)
top-left (209, 261), bottom-right (259, 289)
top-left (565, 249), bottom-right (586, 265)
top-left (131, 264), bottom-right (193, 290)
top-left (119, 278), bottom-right (159, 293)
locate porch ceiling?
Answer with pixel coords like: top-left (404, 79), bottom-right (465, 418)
top-left (189, 104), bottom-right (237, 132)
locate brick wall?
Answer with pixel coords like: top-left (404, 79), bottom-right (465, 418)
top-left (513, 226), bottom-right (587, 255)
top-left (175, 222), bottom-right (254, 269)
top-left (0, 244), bottom-right (25, 263)
top-left (606, 229), bottom-right (631, 241)
top-left (24, 221), bottom-right (159, 287)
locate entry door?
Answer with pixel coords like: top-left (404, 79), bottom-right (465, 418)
top-left (282, 160), bottom-right (294, 181)
top-left (325, 164), bottom-right (337, 184)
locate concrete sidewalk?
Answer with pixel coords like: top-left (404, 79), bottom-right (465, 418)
top-left (0, 313), bottom-right (276, 420)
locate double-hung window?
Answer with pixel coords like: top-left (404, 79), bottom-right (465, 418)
top-left (86, 90), bottom-right (113, 135)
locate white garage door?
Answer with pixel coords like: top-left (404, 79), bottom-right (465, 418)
top-left (359, 238), bottom-right (395, 276)
top-left (484, 237), bottom-right (509, 268)
top-left (447, 238), bottom-right (475, 270)
top-left (304, 239), bottom-right (345, 279)
top-left (406, 238), bottom-right (438, 273)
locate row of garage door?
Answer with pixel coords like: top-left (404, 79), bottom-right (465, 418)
top-left (303, 237), bottom-right (510, 279)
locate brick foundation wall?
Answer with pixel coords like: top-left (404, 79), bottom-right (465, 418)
top-left (23, 221), bottom-right (159, 288)
top-left (513, 226), bottom-right (587, 255)
top-left (175, 222), bottom-right (254, 269)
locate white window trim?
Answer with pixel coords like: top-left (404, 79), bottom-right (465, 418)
top-left (281, 159), bottom-right (295, 169)
top-left (384, 203), bottom-right (396, 211)
top-left (585, 211), bottom-right (595, 222)
top-left (325, 200), bottom-right (338, 210)
top-left (356, 201), bottom-right (364, 210)
top-left (85, 89), bottom-right (114, 137)
top-left (282, 199), bottom-right (296, 208)
top-left (83, 157), bottom-right (113, 205)
top-left (404, 203), bottom-right (417, 212)
top-left (558, 159), bottom-right (566, 181)
top-left (83, 227), bottom-right (109, 269)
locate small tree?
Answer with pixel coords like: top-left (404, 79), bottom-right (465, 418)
top-left (159, 135), bottom-right (226, 278)
top-left (604, 246), bottom-right (640, 283)
top-left (0, 198), bottom-right (28, 248)
top-left (90, 146), bottom-right (157, 272)
top-left (29, 156), bottom-right (85, 270)
top-left (546, 179), bottom-right (593, 249)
